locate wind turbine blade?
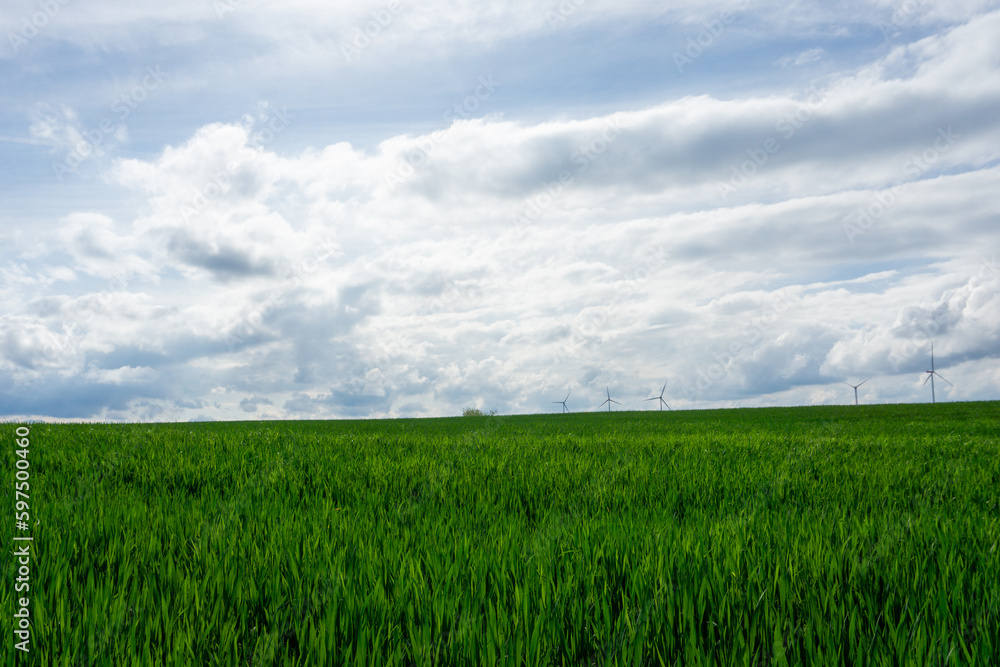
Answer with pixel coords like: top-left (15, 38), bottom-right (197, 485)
top-left (841, 381), bottom-right (853, 387)
top-left (935, 372), bottom-right (953, 386)
top-left (922, 374), bottom-right (932, 386)
top-left (858, 378), bottom-right (871, 387)
top-left (660, 381), bottom-right (668, 395)
top-left (643, 397), bottom-right (657, 401)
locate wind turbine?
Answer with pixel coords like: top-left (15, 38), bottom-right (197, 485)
top-left (552, 392), bottom-right (570, 413)
top-left (598, 387), bottom-right (620, 412)
top-left (841, 378), bottom-right (870, 406)
top-left (643, 381), bottom-right (671, 410)
top-left (923, 343), bottom-right (952, 404)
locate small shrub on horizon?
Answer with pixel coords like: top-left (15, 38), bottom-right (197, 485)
top-left (462, 407), bottom-right (496, 417)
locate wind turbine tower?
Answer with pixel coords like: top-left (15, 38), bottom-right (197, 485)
top-left (599, 387), bottom-right (620, 412)
top-left (923, 343), bottom-right (952, 404)
top-left (841, 378), bottom-right (870, 406)
top-left (643, 381), bottom-right (671, 410)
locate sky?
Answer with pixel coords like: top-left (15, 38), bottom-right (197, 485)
top-left (1, 0), bottom-right (999, 422)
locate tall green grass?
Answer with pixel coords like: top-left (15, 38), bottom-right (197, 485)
top-left (3, 402), bottom-right (999, 665)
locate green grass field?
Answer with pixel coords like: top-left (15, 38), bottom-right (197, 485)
top-left (4, 402), bottom-right (999, 665)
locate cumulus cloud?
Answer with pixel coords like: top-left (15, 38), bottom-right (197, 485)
top-left (776, 48), bottom-right (826, 68)
top-left (2, 5), bottom-right (1000, 420)
top-left (240, 395), bottom-right (273, 412)
top-left (83, 365), bottom-right (160, 384)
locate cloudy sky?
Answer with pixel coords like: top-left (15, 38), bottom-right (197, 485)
top-left (2, 0), bottom-right (999, 421)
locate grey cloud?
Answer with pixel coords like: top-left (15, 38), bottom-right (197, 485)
top-left (240, 396), bottom-right (273, 412)
top-left (0, 370), bottom-right (168, 418)
top-left (4, 9), bottom-right (1000, 421)
top-left (389, 15), bottom-right (1000, 209)
top-left (283, 388), bottom-right (392, 417)
top-left (167, 231), bottom-right (277, 280)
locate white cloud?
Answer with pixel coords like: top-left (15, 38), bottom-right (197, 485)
top-left (3, 7), bottom-right (1000, 419)
top-left (83, 364), bottom-right (160, 384)
top-left (776, 47), bottom-right (825, 67)
top-left (57, 212), bottom-right (157, 280)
